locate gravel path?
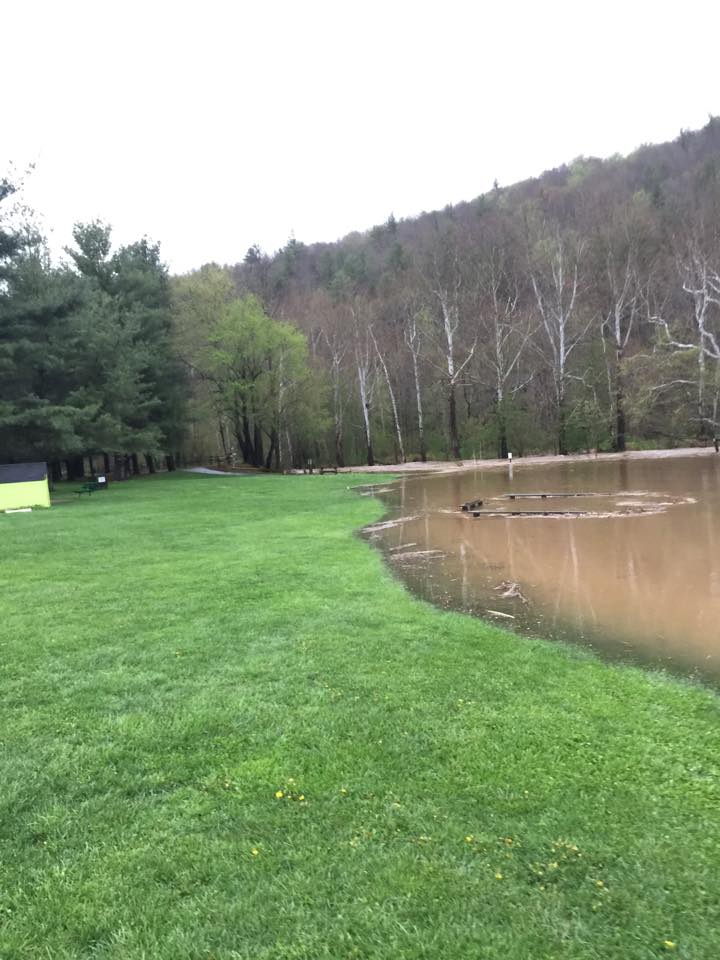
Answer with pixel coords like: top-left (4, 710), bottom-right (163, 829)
top-left (182, 467), bottom-right (255, 476)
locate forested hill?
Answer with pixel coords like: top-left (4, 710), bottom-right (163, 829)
top-left (237, 119), bottom-right (720, 306)
top-left (3, 119), bottom-right (720, 477)
top-left (202, 116), bottom-right (720, 467)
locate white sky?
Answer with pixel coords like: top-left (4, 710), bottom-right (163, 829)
top-left (4, 0), bottom-right (720, 273)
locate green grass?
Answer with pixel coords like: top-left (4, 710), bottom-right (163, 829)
top-left (1, 473), bottom-right (719, 959)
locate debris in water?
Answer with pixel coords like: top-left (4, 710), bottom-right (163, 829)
top-left (364, 515), bottom-right (420, 532)
top-left (494, 580), bottom-right (528, 603)
top-left (393, 549), bottom-right (445, 562)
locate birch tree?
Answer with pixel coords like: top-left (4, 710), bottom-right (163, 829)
top-left (403, 300), bottom-right (428, 461)
top-left (529, 226), bottom-right (587, 455)
top-left (352, 303), bottom-right (378, 466)
top-left (424, 232), bottom-right (476, 459)
top-left (370, 324), bottom-right (405, 463)
top-left (478, 249), bottom-right (534, 458)
top-left (650, 235), bottom-right (720, 438)
top-left (599, 238), bottom-right (640, 452)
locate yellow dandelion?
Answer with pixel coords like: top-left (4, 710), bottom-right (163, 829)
top-left (251, 847), bottom-right (259, 856)
top-left (465, 835), bottom-right (474, 843)
top-left (275, 790), bottom-right (284, 799)
top-left (298, 794), bottom-right (305, 801)
top-left (495, 872), bottom-right (503, 880)
top-left (340, 788), bottom-right (348, 795)
top-left (663, 942), bottom-right (676, 951)
top-left (595, 880), bottom-right (604, 888)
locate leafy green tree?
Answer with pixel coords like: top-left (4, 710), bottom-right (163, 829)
top-left (171, 267), bottom-right (325, 469)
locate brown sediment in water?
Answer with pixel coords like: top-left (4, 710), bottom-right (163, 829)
top-left (362, 454), bottom-right (720, 682)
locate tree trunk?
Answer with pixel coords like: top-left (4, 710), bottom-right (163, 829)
top-left (371, 329), bottom-right (405, 464)
top-left (264, 431), bottom-right (277, 471)
top-left (145, 454), bottom-right (156, 474)
top-left (362, 401), bottom-right (375, 467)
top-left (102, 452), bottom-right (111, 474)
top-left (66, 456), bottom-right (86, 480)
top-left (614, 362), bottom-right (626, 453)
top-left (165, 454), bottom-right (176, 472)
top-left (558, 391), bottom-right (568, 456)
top-left (448, 385), bottom-right (461, 459)
top-left (274, 431), bottom-right (281, 472)
top-left (234, 416), bottom-right (252, 464)
top-left (131, 453), bottom-right (141, 475)
top-left (611, 343), bottom-right (627, 452)
top-left (113, 454), bottom-right (127, 480)
top-left (218, 417), bottom-right (230, 462)
top-left (253, 423), bottom-right (264, 468)
top-left (50, 460), bottom-right (63, 483)
top-left (411, 349), bottom-right (426, 462)
top-left (332, 364), bottom-right (345, 468)
top-left (334, 425), bottom-right (345, 469)
top-left (698, 346), bottom-right (708, 440)
top-left (499, 426), bottom-right (509, 460)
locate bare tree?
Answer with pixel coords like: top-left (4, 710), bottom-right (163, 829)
top-left (403, 301), bottom-right (428, 461)
top-left (529, 226), bottom-right (587, 455)
top-left (650, 237), bottom-right (720, 438)
top-left (679, 243), bottom-right (720, 436)
top-left (600, 239), bottom-right (640, 452)
top-left (478, 249), bottom-right (534, 458)
top-left (424, 233), bottom-right (477, 459)
top-left (352, 303), bottom-right (378, 466)
top-left (313, 293), bottom-right (350, 468)
top-left (370, 325), bottom-right (405, 463)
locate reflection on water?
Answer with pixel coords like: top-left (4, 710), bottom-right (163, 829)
top-left (365, 455), bottom-right (720, 683)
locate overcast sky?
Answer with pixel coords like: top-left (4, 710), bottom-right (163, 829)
top-left (5, 0), bottom-right (720, 273)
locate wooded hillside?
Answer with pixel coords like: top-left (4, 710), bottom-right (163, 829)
top-left (216, 117), bottom-right (720, 466)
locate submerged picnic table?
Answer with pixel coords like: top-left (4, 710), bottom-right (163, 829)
top-left (460, 491), bottom-right (614, 518)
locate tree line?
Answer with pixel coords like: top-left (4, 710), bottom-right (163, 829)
top-left (3, 119), bottom-right (720, 476)
top-left (0, 196), bottom-right (186, 479)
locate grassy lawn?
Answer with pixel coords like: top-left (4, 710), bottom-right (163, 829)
top-left (1, 473), bottom-right (719, 959)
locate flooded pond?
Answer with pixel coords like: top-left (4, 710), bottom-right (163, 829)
top-left (364, 454), bottom-right (720, 683)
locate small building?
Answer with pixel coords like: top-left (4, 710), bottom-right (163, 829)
top-left (0, 463), bottom-right (51, 511)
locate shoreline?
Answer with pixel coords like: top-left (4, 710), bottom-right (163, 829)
top-left (337, 445), bottom-right (719, 474)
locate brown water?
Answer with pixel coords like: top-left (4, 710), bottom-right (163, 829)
top-left (364, 455), bottom-right (720, 683)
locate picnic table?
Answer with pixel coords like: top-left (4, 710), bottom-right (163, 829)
top-left (76, 476), bottom-right (108, 495)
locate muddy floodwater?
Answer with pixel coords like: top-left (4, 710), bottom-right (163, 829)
top-left (364, 454), bottom-right (720, 683)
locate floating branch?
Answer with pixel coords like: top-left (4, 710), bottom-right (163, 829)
top-left (503, 492), bottom-right (611, 500)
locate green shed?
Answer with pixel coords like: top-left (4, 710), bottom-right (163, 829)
top-left (0, 463), bottom-right (51, 511)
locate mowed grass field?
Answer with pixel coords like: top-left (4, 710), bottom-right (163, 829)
top-left (1, 472), bottom-right (719, 959)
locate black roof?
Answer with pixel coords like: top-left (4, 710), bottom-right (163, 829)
top-left (0, 462), bottom-right (48, 484)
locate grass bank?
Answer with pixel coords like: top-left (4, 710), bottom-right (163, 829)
top-left (1, 473), bottom-right (718, 959)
